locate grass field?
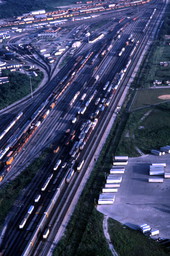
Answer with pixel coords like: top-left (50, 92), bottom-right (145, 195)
top-left (47, 0), bottom-right (85, 8)
top-left (116, 102), bottom-right (170, 155)
top-left (54, 209), bottom-right (112, 256)
top-left (108, 219), bottom-right (170, 256)
top-left (0, 71), bottom-right (43, 110)
top-left (134, 42), bottom-right (170, 89)
top-left (117, 4), bottom-right (170, 156)
top-left (89, 19), bottom-right (111, 31)
top-left (130, 88), bottom-right (170, 111)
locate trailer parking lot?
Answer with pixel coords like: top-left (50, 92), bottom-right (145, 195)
top-left (97, 154), bottom-right (170, 239)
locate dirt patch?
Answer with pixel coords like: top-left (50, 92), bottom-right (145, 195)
top-left (158, 94), bottom-right (170, 100)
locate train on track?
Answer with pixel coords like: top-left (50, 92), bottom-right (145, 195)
top-left (0, 0), bottom-right (151, 28)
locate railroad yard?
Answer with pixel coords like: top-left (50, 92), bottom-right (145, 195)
top-left (0, 0), bottom-right (169, 255)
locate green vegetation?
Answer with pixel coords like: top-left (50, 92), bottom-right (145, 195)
top-left (47, 0), bottom-right (82, 8)
top-left (130, 88), bottom-right (170, 111)
top-left (55, 209), bottom-right (112, 256)
top-left (0, 0), bottom-right (86, 19)
top-left (108, 219), bottom-right (170, 256)
top-left (116, 4), bottom-right (170, 156)
top-left (0, 150), bottom-right (48, 228)
top-left (132, 4), bottom-right (170, 89)
top-left (59, 55), bottom-right (72, 69)
top-left (74, 210), bottom-right (112, 256)
top-left (0, 0), bottom-right (48, 18)
top-left (135, 43), bottom-right (170, 88)
top-left (116, 103), bottom-right (170, 156)
top-left (0, 70), bottom-right (43, 109)
top-left (90, 19), bottom-right (111, 31)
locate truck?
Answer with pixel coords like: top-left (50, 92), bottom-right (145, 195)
top-left (148, 178), bottom-right (164, 183)
top-left (164, 173), bottom-right (170, 178)
top-left (151, 150), bottom-right (163, 156)
top-left (98, 199), bottom-right (114, 205)
top-left (98, 194), bottom-right (115, 205)
top-left (114, 156), bottom-right (128, 161)
top-left (160, 146), bottom-right (170, 153)
top-left (110, 168), bottom-right (125, 174)
top-left (105, 183), bottom-right (120, 188)
top-left (102, 188), bottom-right (118, 193)
top-left (150, 229), bottom-right (159, 236)
top-left (106, 175), bottom-right (122, 183)
top-left (149, 170), bottom-right (164, 176)
top-left (139, 224), bottom-right (151, 233)
top-left (149, 166), bottom-right (164, 176)
top-left (152, 163), bottom-right (166, 167)
top-left (113, 161), bottom-right (128, 166)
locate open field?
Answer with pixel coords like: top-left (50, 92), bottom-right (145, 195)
top-left (117, 4), bottom-right (170, 156)
top-left (0, 71), bottom-right (43, 110)
top-left (0, 0), bottom-right (85, 18)
top-left (130, 3), bottom-right (170, 90)
top-left (116, 101), bottom-right (170, 156)
top-left (146, 44), bottom-right (170, 85)
top-left (108, 218), bottom-right (170, 256)
top-left (47, 0), bottom-right (86, 8)
top-left (54, 209), bottom-right (112, 256)
top-left (130, 88), bottom-right (170, 111)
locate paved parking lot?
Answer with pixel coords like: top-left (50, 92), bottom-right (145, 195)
top-left (97, 154), bottom-right (170, 239)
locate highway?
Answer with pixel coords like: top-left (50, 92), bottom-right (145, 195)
top-left (0, 0), bottom-right (167, 255)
